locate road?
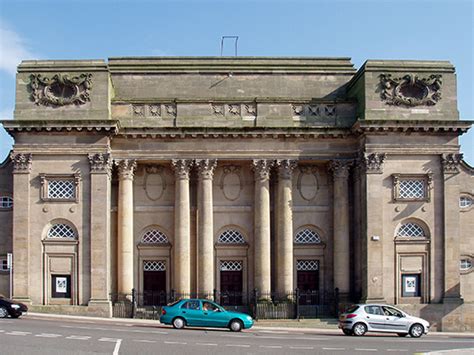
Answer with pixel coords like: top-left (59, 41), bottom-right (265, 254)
top-left (0, 315), bottom-right (473, 355)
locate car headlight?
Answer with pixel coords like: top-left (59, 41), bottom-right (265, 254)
top-left (247, 316), bottom-right (253, 320)
top-left (11, 304), bottom-right (20, 310)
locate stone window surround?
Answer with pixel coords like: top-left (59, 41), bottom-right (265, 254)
top-left (459, 194), bottom-right (474, 212)
top-left (394, 219), bottom-right (430, 243)
top-left (40, 173), bottom-right (81, 203)
top-left (0, 195), bottom-right (13, 209)
top-left (392, 173), bottom-right (432, 202)
top-left (396, 252), bottom-right (429, 304)
top-left (460, 255), bottom-right (473, 274)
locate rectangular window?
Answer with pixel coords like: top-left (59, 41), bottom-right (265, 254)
top-left (393, 174), bottom-right (431, 202)
top-left (40, 173), bottom-right (80, 202)
top-left (401, 274), bottom-right (421, 297)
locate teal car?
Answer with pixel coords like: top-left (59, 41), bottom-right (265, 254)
top-left (160, 299), bottom-right (254, 332)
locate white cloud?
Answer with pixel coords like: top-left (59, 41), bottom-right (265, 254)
top-left (0, 22), bottom-right (36, 76)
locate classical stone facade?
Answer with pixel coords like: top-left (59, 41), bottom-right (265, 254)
top-left (0, 57), bottom-right (473, 330)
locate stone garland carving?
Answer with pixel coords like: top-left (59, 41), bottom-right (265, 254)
top-left (195, 159), bottom-right (217, 180)
top-left (211, 104), bottom-right (225, 116)
top-left (329, 160), bottom-right (352, 179)
top-left (88, 153), bottom-right (112, 175)
top-left (210, 103), bottom-right (256, 118)
top-left (171, 159), bottom-right (193, 179)
top-left (30, 73), bottom-right (92, 107)
top-left (360, 152), bottom-right (387, 174)
top-left (441, 153), bottom-right (463, 174)
top-left (131, 103), bottom-right (176, 118)
top-left (245, 104), bottom-right (256, 115)
top-left (276, 159), bottom-right (297, 180)
top-left (379, 73), bottom-right (442, 107)
top-left (10, 153), bottom-right (32, 173)
top-left (228, 104), bottom-right (241, 115)
top-left (115, 159), bottom-right (137, 180)
top-left (292, 104), bottom-right (336, 118)
top-left (252, 160), bottom-right (274, 181)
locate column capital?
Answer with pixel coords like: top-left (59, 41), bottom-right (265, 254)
top-left (10, 153), bottom-right (32, 174)
top-left (88, 153), bottom-right (112, 175)
top-left (329, 159), bottom-right (352, 179)
top-left (441, 153), bottom-right (463, 174)
top-left (171, 159), bottom-right (193, 179)
top-left (115, 159), bottom-right (137, 180)
top-left (357, 152), bottom-right (387, 174)
top-left (252, 159), bottom-right (274, 181)
top-left (195, 159), bottom-right (217, 180)
top-left (276, 159), bottom-right (297, 179)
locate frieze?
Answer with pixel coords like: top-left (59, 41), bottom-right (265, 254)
top-left (441, 153), bottom-right (463, 174)
top-left (10, 153), bottom-right (32, 173)
top-left (88, 153), bottom-right (112, 175)
top-left (210, 103), bottom-right (256, 119)
top-left (379, 73), bottom-right (442, 107)
top-left (131, 103), bottom-right (176, 118)
top-left (29, 73), bottom-right (92, 107)
top-left (292, 104), bottom-right (337, 119)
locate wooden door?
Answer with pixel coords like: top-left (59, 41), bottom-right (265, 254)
top-left (220, 270), bottom-right (243, 305)
top-left (143, 270), bottom-right (166, 305)
top-left (297, 270), bottom-right (319, 304)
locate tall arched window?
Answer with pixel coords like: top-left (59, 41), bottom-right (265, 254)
top-left (218, 229), bottom-right (245, 244)
top-left (294, 228), bottom-right (321, 244)
top-left (396, 222), bottom-right (426, 238)
top-left (47, 223), bottom-right (77, 239)
top-left (141, 229), bottom-right (169, 244)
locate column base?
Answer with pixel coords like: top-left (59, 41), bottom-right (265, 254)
top-left (88, 299), bottom-right (112, 317)
top-left (12, 296), bottom-right (32, 305)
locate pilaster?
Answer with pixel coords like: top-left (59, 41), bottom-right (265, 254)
top-left (10, 153), bottom-right (32, 304)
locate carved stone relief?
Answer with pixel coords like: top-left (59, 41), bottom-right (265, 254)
top-left (210, 103), bottom-right (256, 119)
top-left (379, 73), bottom-right (442, 107)
top-left (441, 153), bottom-right (463, 174)
top-left (131, 103), bottom-right (176, 118)
top-left (143, 165), bottom-right (166, 201)
top-left (292, 104), bottom-right (336, 119)
top-left (219, 165), bottom-right (243, 201)
top-left (297, 166), bottom-right (319, 201)
top-left (29, 73), bottom-right (92, 107)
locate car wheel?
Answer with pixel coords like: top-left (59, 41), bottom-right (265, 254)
top-left (352, 322), bottom-right (367, 336)
top-left (342, 329), bottom-right (353, 336)
top-left (397, 333), bottom-right (408, 337)
top-left (172, 317), bottom-right (185, 329)
top-left (409, 323), bottom-right (424, 338)
top-left (0, 307), bottom-right (8, 318)
top-left (229, 319), bottom-right (243, 332)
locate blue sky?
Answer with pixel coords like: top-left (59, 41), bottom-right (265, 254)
top-left (0, 0), bottom-right (473, 163)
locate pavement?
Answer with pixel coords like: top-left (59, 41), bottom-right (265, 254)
top-left (24, 312), bottom-right (474, 338)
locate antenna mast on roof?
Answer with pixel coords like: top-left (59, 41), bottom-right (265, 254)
top-left (220, 36), bottom-right (239, 56)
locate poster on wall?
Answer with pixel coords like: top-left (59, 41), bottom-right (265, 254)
top-left (56, 277), bottom-right (67, 293)
top-left (402, 274), bottom-right (420, 297)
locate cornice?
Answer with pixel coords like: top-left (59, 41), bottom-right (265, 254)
top-left (1, 120), bottom-right (119, 136)
top-left (352, 120), bottom-right (472, 135)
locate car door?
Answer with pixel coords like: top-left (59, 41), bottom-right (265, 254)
top-left (364, 305), bottom-right (386, 330)
top-left (382, 306), bottom-right (410, 333)
top-left (201, 301), bottom-right (230, 327)
top-left (179, 300), bottom-right (203, 326)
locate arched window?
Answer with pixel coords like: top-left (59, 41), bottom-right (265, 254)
top-left (0, 196), bottom-right (13, 209)
top-left (218, 229), bottom-right (245, 244)
top-left (141, 229), bottom-right (169, 244)
top-left (294, 228), bottom-right (321, 244)
top-left (396, 222), bottom-right (426, 238)
top-left (47, 223), bottom-right (77, 239)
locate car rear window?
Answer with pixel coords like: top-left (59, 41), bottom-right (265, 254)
top-left (167, 300), bottom-right (181, 307)
top-left (345, 305), bottom-right (359, 313)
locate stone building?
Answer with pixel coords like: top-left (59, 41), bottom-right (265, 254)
top-left (0, 57), bottom-right (473, 330)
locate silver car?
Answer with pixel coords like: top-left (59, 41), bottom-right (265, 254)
top-left (339, 304), bottom-right (430, 337)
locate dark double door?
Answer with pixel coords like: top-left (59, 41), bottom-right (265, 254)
top-left (297, 270), bottom-right (319, 305)
top-left (220, 270), bottom-right (243, 305)
top-left (143, 271), bottom-right (166, 305)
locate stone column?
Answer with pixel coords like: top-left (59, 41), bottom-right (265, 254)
top-left (11, 153), bottom-right (32, 303)
top-left (116, 159), bottom-right (137, 296)
top-left (252, 160), bottom-right (273, 297)
top-left (441, 153), bottom-right (463, 303)
top-left (359, 153), bottom-right (386, 303)
top-left (330, 159), bottom-right (352, 301)
top-left (88, 154), bottom-right (112, 315)
top-left (196, 159), bottom-right (217, 297)
top-left (171, 159), bottom-right (193, 296)
top-left (275, 159), bottom-right (297, 295)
